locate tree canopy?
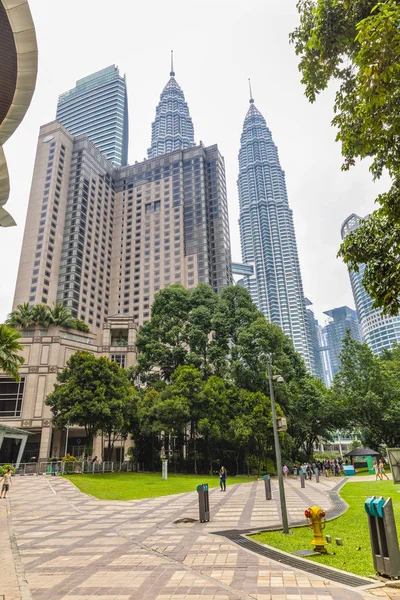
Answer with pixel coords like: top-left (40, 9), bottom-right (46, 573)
top-left (331, 332), bottom-right (400, 448)
top-left (46, 352), bottom-right (134, 452)
top-left (291, 0), bottom-right (400, 315)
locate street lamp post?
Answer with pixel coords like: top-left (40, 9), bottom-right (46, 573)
top-left (266, 355), bottom-right (290, 534)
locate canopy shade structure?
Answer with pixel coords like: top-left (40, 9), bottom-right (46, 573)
top-left (344, 447), bottom-right (380, 458)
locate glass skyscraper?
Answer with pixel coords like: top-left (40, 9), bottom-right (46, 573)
top-left (148, 58), bottom-right (195, 159)
top-left (323, 306), bottom-right (362, 378)
top-left (341, 213), bottom-right (400, 354)
top-left (238, 93), bottom-right (312, 370)
top-left (56, 65), bottom-right (128, 167)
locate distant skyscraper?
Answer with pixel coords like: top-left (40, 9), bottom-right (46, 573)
top-left (305, 299), bottom-right (325, 381)
top-left (237, 86), bottom-right (311, 370)
top-left (56, 65), bottom-right (128, 167)
top-left (323, 306), bottom-right (362, 378)
top-left (341, 214), bottom-right (400, 354)
top-left (148, 53), bottom-right (195, 158)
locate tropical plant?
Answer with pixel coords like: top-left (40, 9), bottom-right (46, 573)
top-left (7, 302), bottom-right (88, 332)
top-left (0, 325), bottom-right (24, 380)
top-left (49, 303), bottom-right (75, 327)
top-left (32, 304), bottom-right (52, 327)
top-left (6, 303), bottom-right (33, 329)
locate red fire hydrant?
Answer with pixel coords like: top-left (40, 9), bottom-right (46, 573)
top-left (305, 506), bottom-right (327, 553)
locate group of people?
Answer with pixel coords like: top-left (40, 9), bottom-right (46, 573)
top-left (286, 458), bottom-right (346, 479)
top-left (374, 460), bottom-right (389, 480)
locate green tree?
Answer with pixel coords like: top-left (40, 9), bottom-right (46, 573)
top-left (232, 317), bottom-right (306, 393)
top-left (291, 0), bottom-right (400, 314)
top-left (0, 325), bottom-right (24, 380)
top-left (332, 333), bottom-right (400, 448)
top-left (286, 376), bottom-right (337, 460)
top-left (7, 303), bottom-right (33, 329)
top-left (46, 351), bottom-right (133, 451)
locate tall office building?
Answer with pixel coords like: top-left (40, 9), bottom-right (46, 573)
top-left (148, 55), bottom-right (195, 159)
top-left (305, 299), bottom-right (325, 381)
top-left (13, 123), bottom-right (233, 329)
top-left (341, 214), bottom-right (400, 354)
top-left (56, 65), bottom-right (128, 167)
top-left (238, 91), bottom-right (312, 370)
top-left (323, 306), bottom-right (362, 377)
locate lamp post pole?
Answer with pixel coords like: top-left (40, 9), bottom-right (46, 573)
top-left (267, 356), bottom-right (289, 534)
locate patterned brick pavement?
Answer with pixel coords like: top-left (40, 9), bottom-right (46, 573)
top-left (1, 475), bottom-right (379, 600)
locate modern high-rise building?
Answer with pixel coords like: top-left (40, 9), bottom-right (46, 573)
top-left (0, 0), bottom-right (37, 226)
top-left (56, 65), bottom-right (128, 167)
top-left (237, 90), bottom-right (312, 370)
top-left (305, 299), bottom-right (325, 382)
top-left (323, 306), bottom-right (362, 378)
top-left (341, 213), bottom-right (400, 354)
top-left (13, 67), bottom-right (232, 330)
top-left (148, 54), bottom-right (195, 159)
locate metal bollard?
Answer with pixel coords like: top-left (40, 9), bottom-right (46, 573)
top-left (197, 483), bottom-right (210, 522)
top-left (262, 474), bottom-right (272, 500)
top-left (300, 472), bottom-right (305, 488)
top-left (162, 459), bottom-right (168, 480)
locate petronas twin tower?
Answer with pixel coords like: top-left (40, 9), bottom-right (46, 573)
top-left (147, 63), bottom-right (312, 370)
top-left (238, 92), bottom-right (311, 370)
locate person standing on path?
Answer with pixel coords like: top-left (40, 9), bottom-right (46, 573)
top-left (283, 465), bottom-right (289, 479)
top-left (219, 466), bottom-right (227, 491)
top-left (0, 468), bottom-right (13, 499)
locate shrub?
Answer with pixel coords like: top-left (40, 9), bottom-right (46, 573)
top-left (62, 453), bottom-right (77, 462)
top-left (1, 464), bottom-right (15, 475)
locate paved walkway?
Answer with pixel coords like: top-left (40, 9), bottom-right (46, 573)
top-left (0, 475), bottom-right (381, 600)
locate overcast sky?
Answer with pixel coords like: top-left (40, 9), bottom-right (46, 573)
top-left (1, 0), bottom-right (388, 325)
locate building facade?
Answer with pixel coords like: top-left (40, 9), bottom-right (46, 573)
top-left (0, 0), bottom-right (37, 226)
top-left (237, 94), bottom-right (312, 370)
top-left (13, 121), bottom-right (233, 328)
top-left (0, 315), bottom-right (137, 462)
top-left (323, 306), bottom-right (362, 378)
top-left (341, 214), bottom-right (400, 355)
top-left (56, 65), bottom-right (129, 167)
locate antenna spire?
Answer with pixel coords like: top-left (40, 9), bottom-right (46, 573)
top-left (248, 78), bottom-right (254, 104)
top-left (170, 50), bottom-right (175, 77)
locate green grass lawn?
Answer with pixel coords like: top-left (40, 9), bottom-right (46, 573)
top-left (64, 472), bottom-right (257, 501)
top-left (251, 480), bottom-right (400, 578)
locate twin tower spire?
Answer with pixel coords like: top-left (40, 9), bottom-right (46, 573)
top-left (147, 51), bottom-right (195, 159)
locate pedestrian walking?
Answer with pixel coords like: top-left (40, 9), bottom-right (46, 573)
top-left (219, 466), bottom-right (227, 491)
top-left (374, 461), bottom-right (381, 480)
top-left (379, 460), bottom-right (389, 480)
top-left (0, 468), bottom-right (13, 499)
top-left (283, 465), bottom-right (289, 479)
